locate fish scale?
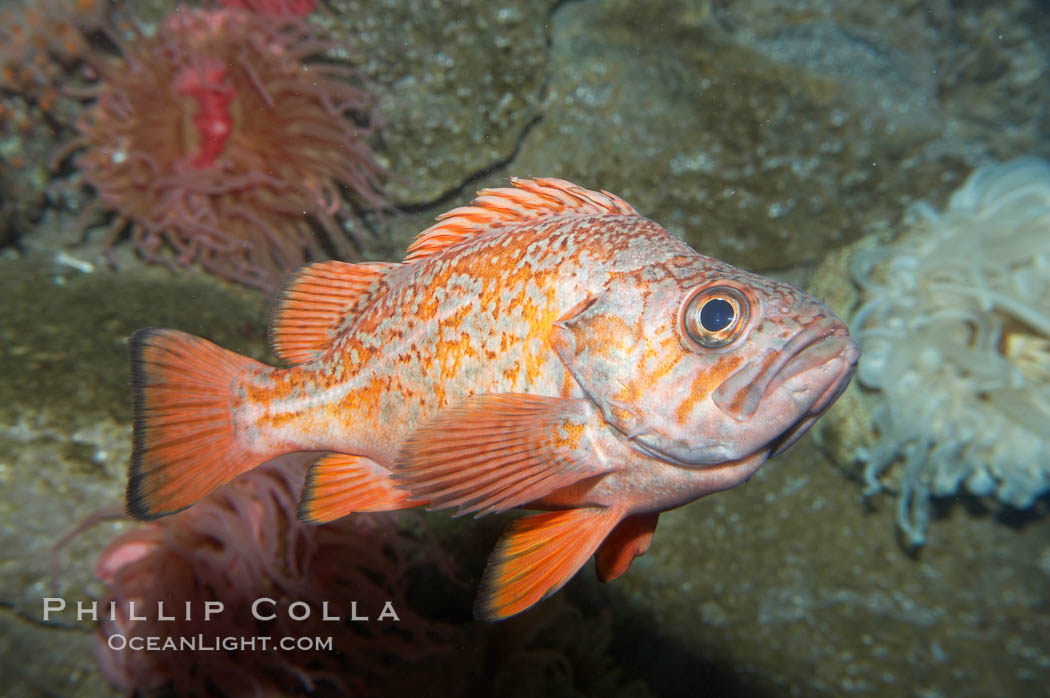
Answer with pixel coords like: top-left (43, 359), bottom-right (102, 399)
top-left (125, 177), bottom-right (860, 620)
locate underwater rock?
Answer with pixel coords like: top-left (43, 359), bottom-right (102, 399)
top-left (595, 432), bottom-right (1050, 698)
top-left (7, 254), bottom-right (1047, 696)
top-left (509, 0), bottom-right (1048, 272)
top-left (0, 260), bottom-right (267, 631)
top-left (0, 608), bottom-right (111, 698)
top-left (12, 0), bottom-right (1047, 278)
top-left (814, 158), bottom-right (1050, 546)
top-left (3, 1), bottom-right (1050, 696)
top-left (324, 0), bottom-right (553, 208)
top-left (0, 105), bottom-right (49, 250)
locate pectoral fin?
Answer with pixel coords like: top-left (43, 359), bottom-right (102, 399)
top-left (394, 394), bottom-right (611, 517)
top-left (594, 512), bottom-right (659, 582)
top-left (476, 506), bottom-right (623, 621)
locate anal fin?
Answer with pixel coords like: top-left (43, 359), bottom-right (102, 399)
top-left (299, 453), bottom-right (412, 523)
top-left (394, 394), bottom-right (611, 517)
top-left (594, 512), bottom-right (659, 582)
top-left (476, 506), bottom-right (622, 621)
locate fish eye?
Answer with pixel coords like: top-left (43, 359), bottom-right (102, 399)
top-left (680, 285), bottom-right (750, 349)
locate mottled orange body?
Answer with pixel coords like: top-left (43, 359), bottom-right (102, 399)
top-left (127, 179), bottom-right (859, 619)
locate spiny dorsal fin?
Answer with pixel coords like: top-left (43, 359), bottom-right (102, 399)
top-left (404, 177), bottom-right (639, 263)
top-left (269, 260), bottom-right (400, 365)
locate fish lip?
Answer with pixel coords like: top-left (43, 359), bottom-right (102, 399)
top-left (767, 318), bottom-right (854, 391)
top-left (773, 326), bottom-right (858, 397)
top-left (713, 316), bottom-right (854, 420)
top-left (765, 333), bottom-right (860, 457)
top-left (625, 321), bottom-right (860, 468)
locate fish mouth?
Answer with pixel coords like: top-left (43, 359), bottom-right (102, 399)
top-left (765, 351), bottom-right (857, 458)
top-left (712, 315), bottom-right (860, 423)
top-left (622, 316), bottom-right (859, 468)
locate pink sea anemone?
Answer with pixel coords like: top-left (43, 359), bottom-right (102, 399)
top-left (94, 456), bottom-right (454, 696)
top-left (66, 6), bottom-right (385, 290)
top-left (218, 0), bottom-right (318, 19)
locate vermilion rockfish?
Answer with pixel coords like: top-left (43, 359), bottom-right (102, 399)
top-left (127, 178), bottom-right (859, 620)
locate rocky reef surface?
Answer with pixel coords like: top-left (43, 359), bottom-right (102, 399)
top-left (3, 0), bottom-right (1049, 696)
top-left (4, 258), bottom-right (1048, 696)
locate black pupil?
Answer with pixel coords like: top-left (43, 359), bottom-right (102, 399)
top-left (700, 298), bottom-right (734, 332)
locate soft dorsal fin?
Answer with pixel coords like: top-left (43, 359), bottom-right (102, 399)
top-left (269, 260), bottom-right (400, 364)
top-left (404, 177), bottom-right (638, 262)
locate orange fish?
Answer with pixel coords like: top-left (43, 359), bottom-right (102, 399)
top-left (127, 178), bottom-right (859, 620)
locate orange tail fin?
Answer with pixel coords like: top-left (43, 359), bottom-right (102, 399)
top-left (126, 329), bottom-right (270, 520)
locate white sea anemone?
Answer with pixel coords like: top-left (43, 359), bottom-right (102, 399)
top-left (850, 157), bottom-right (1050, 546)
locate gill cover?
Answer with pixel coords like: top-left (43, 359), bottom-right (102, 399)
top-left (550, 276), bottom-right (770, 466)
top-left (551, 291), bottom-right (650, 438)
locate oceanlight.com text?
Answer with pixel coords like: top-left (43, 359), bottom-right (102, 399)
top-left (106, 634), bottom-right (334, 652)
